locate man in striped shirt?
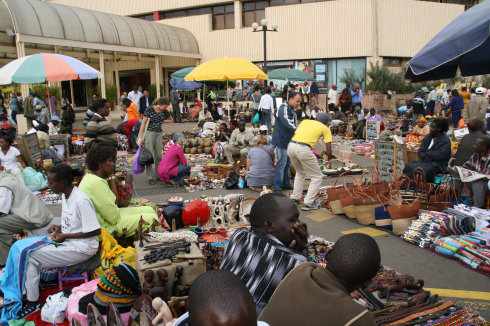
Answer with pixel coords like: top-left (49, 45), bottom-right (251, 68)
top-left (220, 193), bottom-right (308, 313)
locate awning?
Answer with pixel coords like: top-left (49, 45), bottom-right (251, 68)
top-left (0, 0), bottom-right (200, 58)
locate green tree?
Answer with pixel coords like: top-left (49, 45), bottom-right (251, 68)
top-left (366, 63), bottom-right (414, 94)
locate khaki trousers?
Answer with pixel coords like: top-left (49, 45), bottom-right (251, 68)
top-left (144, 131), bottom-right (163, 180)
top-left (287, 142), bottom-right (323, 205)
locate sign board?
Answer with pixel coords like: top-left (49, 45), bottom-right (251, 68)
top-left (366, 120), bottom-right (381, 140)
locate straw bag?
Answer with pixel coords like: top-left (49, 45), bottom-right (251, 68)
top-left (354, 204), bottom-right (378, 225)
top-left (329, 200), bottom-right (345, 215)
top-left (392, 218), bottom-right (415, 235)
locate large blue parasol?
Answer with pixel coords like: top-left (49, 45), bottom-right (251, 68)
top-left (406, 1), bottom-right (490, 82)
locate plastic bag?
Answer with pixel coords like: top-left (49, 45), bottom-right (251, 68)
top-left (139, 147), bottom-right (155, 166)
top-left (132, 146), bottom-right (144, 175)
top-left (22, 167), bottom-right (48, 191)
top-left (41, 291), bottom-right (69, 324)
top-left (252, 111), bottom-right (261, 125)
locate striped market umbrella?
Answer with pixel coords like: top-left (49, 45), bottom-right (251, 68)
top-left (171, 67), bottom-right (195, 80)
top-left (0, 53), bottom-right (101, 85)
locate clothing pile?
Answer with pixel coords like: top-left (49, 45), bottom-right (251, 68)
top-left (402, 210), bottom-right (475, 248)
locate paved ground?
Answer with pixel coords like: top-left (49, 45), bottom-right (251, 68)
top-left (76, 116), bottom-right (490, 317)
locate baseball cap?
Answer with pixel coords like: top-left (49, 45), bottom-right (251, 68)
top-left (317, 112), bottom-right (331, 125)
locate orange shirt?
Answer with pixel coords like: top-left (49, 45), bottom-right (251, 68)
top-left (127, 102), bottom-right (139, 121)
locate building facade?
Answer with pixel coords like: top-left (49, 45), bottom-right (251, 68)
top-left (48, 0), bottom-right (466, 90)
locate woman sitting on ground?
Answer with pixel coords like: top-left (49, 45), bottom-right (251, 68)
top-left (18, 164), bottom-right (100, 315)
top-left (461, 137), bottom-right (490, 208)
top-left (79, 143), bottom-right (157, 237)
top-left (246, 135), bottom-right (275, 190)
top-left (157, 133), bottom-right (190, 186)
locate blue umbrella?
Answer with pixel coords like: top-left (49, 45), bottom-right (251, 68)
top-left (406, 1), bottom-right (490, 82)
top-left (170, 78), bottom-right (202, 91)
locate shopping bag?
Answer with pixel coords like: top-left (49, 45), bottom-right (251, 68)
top-left (252, 111), bottom-right (261, 125)
top-left (132, 146), bottom-right (144, 175)
top-left (139, 147), bottom-right (155, 166)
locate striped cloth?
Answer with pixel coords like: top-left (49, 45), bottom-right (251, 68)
top-left (220, 228), bottom-right (307, 313)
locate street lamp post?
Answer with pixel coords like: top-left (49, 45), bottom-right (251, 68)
top-left (252, 19), bottom-right (278, 73)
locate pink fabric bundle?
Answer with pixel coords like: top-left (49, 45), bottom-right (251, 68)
top-left (66, 280), bottom-right (131, 326)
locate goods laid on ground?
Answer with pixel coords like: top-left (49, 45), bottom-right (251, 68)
top-left (402, 206), bottom-right (490, 276)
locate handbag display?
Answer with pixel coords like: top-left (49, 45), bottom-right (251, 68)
top-left (387, 199), bottom-right (421, 220)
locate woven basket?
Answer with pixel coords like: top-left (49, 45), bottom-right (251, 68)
top-left (343, 205), bottom-right (357, 219)
top-left (392, 218), bottom-right (415, 235)
top-left (354, 204), bottom-right (377, 225)
top-left (329, 200), bottom-right (345, 215)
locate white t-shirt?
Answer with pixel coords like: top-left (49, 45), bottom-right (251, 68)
top-left (60, 187), bottom-right (100, 255)
top-left (328, 89), bottom-right (338, 105)
top-left (0, 187), bottom-right (12, 214)
top-left (259, 94), bottom-right (274, 111)
top-left (0, 146), bottom-right (21, 174)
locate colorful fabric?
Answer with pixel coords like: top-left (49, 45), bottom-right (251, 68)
top-left (0, 236), bottom-right (51, 324)
top-left (97, 229), bottom-right (136, 274)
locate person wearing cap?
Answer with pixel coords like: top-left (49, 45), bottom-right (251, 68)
top-left (465, 87), bottom-right (488, 123)
top-left (255, 125), bottom-right (271, 145)
top-left (288, 113), bottom-right (332, 211)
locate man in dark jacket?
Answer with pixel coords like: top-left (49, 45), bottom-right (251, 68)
top-left (403, 118), bottom-right (451, 182)
top-left (138, 89), bottom-right (152, 117)
top-left (260, 233), bottom-right (379, 326)
top-left (271, 92), bottom-right (301, 191)
top-left (454, 119), bottom-right (486, 166)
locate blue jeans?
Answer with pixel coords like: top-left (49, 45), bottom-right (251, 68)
top-left (273, 147), bottom-right (291, 191)
top-left (172, 163), bottom-right (190, 185)
top-left (260, 110), bottom-right (272, 131)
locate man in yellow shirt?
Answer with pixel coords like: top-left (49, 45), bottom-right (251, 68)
top-left (288, 113), bottom-right (332, 211)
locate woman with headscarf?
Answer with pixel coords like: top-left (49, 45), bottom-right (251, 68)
top-left (157, 133), bottom-right (190, 186)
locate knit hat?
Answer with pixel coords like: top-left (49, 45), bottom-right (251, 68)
top-left (79, 263), bottom-right (141, 315)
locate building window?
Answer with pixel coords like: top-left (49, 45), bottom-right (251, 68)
top-left (155, 3), bottom-right (234, 30)
top-left (212, 4), bottom-right (235, 30)
top-left (242, 0), bottom-right (327, 26)
top-left (243, 1), bottom-right (266, 27)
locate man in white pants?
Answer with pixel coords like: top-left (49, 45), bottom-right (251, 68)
top-left (288, 113), bottom-right (332, 211)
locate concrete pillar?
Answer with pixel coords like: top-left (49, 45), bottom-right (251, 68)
top-left (69, 80), bottom-right (75, 107)
top-left (155, 56), bottom-right (161, 99)
top-left (15, 37), bottom-right (28, 98)
top-left (99, 51), bottom-right (106, 98)
top-left (234, 0), bottom-right (242, 29)
top-left (163, 68), bottom-right (169, 98)
top-left (115, 68), bottom-right (120, 105)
